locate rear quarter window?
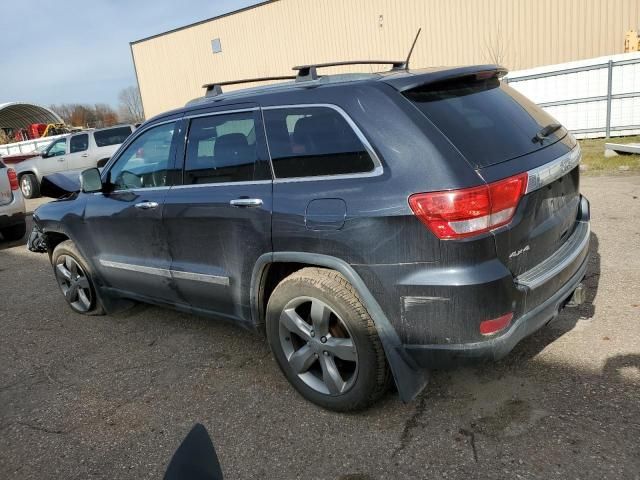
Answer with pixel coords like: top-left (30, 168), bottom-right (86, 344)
top-left (263, 106), bottom-right (376, 179)
top-left (94, 126), bottom-right (133, 147)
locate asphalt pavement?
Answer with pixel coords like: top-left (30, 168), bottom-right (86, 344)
top-left (1, 175), bottom-right (639, 479)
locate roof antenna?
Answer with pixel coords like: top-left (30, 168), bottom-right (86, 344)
top-left (402, 27), bottom-right (422, 70)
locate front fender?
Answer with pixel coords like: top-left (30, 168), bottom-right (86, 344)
top-left (251, 252), bottom-right (429, 403)
top-left (32, 194), bottom-right (86, 255)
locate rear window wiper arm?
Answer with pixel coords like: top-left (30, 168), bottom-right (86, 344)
top-left (532, 123), bottom-right (562, 143)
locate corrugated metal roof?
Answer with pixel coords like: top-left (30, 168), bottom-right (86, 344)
top-left (0, 102), bottom-right (63, 130)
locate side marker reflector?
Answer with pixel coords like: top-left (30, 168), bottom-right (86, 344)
top-left (479, 312), bottom-right (514, 336)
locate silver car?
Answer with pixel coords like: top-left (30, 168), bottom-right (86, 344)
top-left (0, 159), bottom-right (26, 241)
top-left (15, 124), bottom-right (134, 199)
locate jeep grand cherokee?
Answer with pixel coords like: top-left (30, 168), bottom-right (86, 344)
top-left (28, 63), bottom-right (590, 411)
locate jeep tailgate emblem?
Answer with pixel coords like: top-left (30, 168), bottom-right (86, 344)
top-left (509, 245), bottom-right (531, 258)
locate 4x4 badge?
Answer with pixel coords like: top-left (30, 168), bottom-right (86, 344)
top-left (509, 245), bottom-right (530, 258)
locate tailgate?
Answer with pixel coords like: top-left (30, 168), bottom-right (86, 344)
top-left (401, 69), bottom-right (584, 276)
top-left (491, 146), bottom-right (582, 276)
top-left (0, 164), bottom-right (13, 206)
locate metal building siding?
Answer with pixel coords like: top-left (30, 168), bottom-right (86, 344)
top-left (131, 0), bottom-right (640, 117)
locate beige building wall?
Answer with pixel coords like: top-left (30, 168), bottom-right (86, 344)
top-left (131, 0), bottom-right (640, 118)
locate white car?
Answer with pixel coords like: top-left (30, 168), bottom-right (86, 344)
top-left (15, 125), bottom-right (134, 198)
top-left (0, 159), bottom-right (26, 241)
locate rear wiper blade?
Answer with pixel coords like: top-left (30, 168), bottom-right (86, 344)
top-left (532, 123), bottom-right (562, 143)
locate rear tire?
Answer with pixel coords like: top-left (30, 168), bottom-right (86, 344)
top-left (20, 173), bottom-right (40, 199)
top-left (51, 240), bottom-right (104, 315)
top-left (266, 267), bottom-right (390, 411)
top-left (1, 221), bottom-right (26, 241)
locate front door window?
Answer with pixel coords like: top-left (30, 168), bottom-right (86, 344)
top-left (47, 138), bottom-right (67, 157)
top-left (107, 122), bottom-right (176, 190)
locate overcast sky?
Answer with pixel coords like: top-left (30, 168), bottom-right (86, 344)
top-left (0, 0), bottom-right (261, 108)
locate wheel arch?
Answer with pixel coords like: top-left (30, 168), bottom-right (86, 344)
top-left (44, 230), bottom-right (70, 257)
top-left (251, 252), bottom-right (429, 402)
top-left (17, 169), bottom-right (38, 180)
top-left (43, 230), bottom-right (130, 314)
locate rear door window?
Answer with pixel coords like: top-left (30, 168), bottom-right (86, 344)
top-left (69, 134), bottom-right (89, 153)
top-left (94, 126), bottom-right (133, 147)
top-left (183, 110), bottom-right (269, 184)
top-left (403, 75), bottom-right (566, 168)
top-left (263, 106), bottom-right (375, 179)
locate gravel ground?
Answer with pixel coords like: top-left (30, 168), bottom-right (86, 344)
top-left (1, 175), bottom-right (639, 479)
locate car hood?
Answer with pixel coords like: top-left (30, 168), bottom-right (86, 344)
top-left (40, 170), bottom-right (82, 198)
top-left (40, 168), bottom-right (105, 198)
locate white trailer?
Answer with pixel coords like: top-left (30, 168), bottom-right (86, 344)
top-left (0, 134), bottom-right (67, 157)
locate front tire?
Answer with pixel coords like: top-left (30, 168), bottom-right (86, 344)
top-left (51, 240), bottom-right (104, 315)
top-left (20, 173), bottom-right (40, 199)
top-left (266, 267), bottom-right (390, 411)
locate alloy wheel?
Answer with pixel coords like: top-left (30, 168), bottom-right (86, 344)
top-left (21, 177), bottom-right (31, 197)
top-left (279, 296), bottom-right (358, 395)
top-left (54, 255), bottom-right (93, 312)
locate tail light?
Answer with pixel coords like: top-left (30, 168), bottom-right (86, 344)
top-left (408, 173), bottom-right (528, 239)
top-left (7, 168), bottom-right (19, 191)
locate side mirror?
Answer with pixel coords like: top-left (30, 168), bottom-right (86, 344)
top-left (40, 151), bottom-right (49, 158)
top-left (80, 168), bottom-right (103, 193)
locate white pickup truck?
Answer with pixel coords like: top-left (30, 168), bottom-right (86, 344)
top-left (14, 124), bottom-right (134, 198)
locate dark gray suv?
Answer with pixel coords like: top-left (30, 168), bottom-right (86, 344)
top-left (28, 63), bottom-right (590, 411)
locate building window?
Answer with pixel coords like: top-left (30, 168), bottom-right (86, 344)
top-left (211, 38), bottom-right (222, 54)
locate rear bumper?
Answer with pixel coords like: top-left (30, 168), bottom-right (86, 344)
top-left (354, 195), bottom-right (591, 370)
top-left (0, 210), bottom-right (25, 228)
top-left (403, 252), bottom-right (588, 368)
top-left (0, 191), bottom-right (26, 228)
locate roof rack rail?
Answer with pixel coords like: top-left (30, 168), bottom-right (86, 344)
top-left (202, 75), bottom-right (297, 97)
top-left (293, 60), bottom-right (406, 82)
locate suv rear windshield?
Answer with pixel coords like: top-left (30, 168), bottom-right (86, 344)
top-left (403, 76), bottom-right (566, 168)
top-left (94, 126), bottom-right (133, 147)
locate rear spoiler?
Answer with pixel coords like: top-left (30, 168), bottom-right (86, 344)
top-left (382, 64), bottom-right (508, 92)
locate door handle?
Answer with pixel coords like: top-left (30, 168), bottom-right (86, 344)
top-left (230, 198), bottom-right (263, 207)
top-left (134, 201), bottom-right (159, 210)
top-left (58, 157), bottom-right (65, 162)
top-left (81, 153), bottom-right (89, 157)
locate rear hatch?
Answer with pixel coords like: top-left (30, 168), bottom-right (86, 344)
top-left (0, 162), bottom-right (14, 206)
top-left (401, 69), bottom-right (581, 275)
